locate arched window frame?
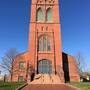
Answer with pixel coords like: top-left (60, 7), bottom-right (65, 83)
top-left (36, 8), bottom-right (44, 22)
top-left (46, 8), bottom-right (53, 22)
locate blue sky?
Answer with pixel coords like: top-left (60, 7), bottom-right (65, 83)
top-left (0, 0), bottom-right (90, 71)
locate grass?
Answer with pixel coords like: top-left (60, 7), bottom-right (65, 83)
top-left (0, 81), bottom-right (25, 90)
top-left (68, 82), bottom-right (90, 90)
top-left (0, 81), bottom-right (90, 90)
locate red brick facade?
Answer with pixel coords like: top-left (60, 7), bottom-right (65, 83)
top-left (62, 53), bottom-right (80, 82)
top-left (12, 0), bottom-right (80, 82)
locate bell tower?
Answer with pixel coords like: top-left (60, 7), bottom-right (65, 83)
top-left (12, 0), bottom-right (80, 83)
top-left (29, 0), bottom-right (64, 78)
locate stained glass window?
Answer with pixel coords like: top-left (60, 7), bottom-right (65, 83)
top-left (38, 35), bottom-right (51, 51)
top-left (43, 36), bottom-right (47, 51)
top-left (47, 38), bottom-right (51, 51)
top-left (37, 8), bottom-right (44, 22)
top-left (46, 8), bottom-right (53, 22)
top-left (38, 60), bottom-right (52, 74)
top-left (39, 37), bottom-right (43, 51)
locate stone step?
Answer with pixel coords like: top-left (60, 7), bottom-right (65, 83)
top-left (43, 74), bottom-right (52, 84)
top-left (51, 74), bottom-right (62, 84)
top-left (28, 74), bottom-right (63, 84)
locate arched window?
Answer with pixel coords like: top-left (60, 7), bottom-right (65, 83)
top-left (38, 35), bottom-right (51, 51)
top-left (46, 8), bottom-right (53, 22)
top-left (38, 59), bottom-right (52, 74)
top-left (37, 8), bottom-right (44, 22)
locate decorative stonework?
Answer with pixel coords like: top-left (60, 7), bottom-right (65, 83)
top-left (37, 0), bottom-right (55, 4)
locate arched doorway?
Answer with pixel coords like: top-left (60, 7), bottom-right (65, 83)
top-left (38, 59), bottom-right (52, 74)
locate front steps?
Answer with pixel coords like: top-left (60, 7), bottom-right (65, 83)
top-left (28, 74), bottom-right (64, 84)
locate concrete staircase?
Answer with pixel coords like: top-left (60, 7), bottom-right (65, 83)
top-left (28, 74), bottom-right (63, 84)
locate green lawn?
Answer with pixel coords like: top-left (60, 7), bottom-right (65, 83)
top-left (0, 81), bottom-right (25, 90)
top-left (68, 82), bottom-right (90, 90)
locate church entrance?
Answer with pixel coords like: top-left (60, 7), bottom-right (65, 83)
top-left (38, 59), bottom-right (52, 74)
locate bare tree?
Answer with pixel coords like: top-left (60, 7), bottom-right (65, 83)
top-left (75, 52), bottom-right (87, 75)
top-left (0, 48), bottom-right (18, 81)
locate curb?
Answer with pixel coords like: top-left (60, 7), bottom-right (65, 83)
top-left (16, 83), bottom-right (28, 90)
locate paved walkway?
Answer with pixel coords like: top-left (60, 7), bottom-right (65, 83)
top-left (22, 84), bottom-right (80, 90)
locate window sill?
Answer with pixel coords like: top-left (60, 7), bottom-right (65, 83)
top-left (38, 51), bottom-right (53, 54)
top-left (36, 21), bottom-right (53, 24)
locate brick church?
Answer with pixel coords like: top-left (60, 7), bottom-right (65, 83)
top-left (12, 0), bottom-right (80, 83)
